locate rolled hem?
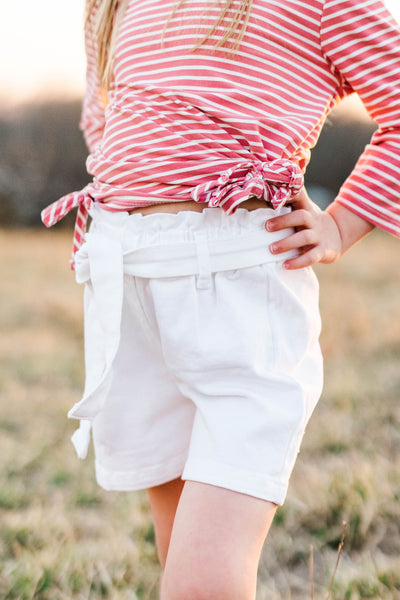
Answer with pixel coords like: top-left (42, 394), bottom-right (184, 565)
top-left (182, 457), bottom-right (288, 505)
top-left (94, 453), bottom-right (187, 491)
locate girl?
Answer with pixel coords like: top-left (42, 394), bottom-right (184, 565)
top-left (42, 0), bottom-right (400, 597)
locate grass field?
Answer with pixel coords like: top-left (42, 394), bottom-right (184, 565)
top-left (0, 229), bottom-right (399, 599)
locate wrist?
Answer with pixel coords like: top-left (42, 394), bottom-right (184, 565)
top-left (326, 201), bottom-right (375, 256)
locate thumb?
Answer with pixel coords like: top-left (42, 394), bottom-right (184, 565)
top-left (289, 186), bottom-right (313, 210)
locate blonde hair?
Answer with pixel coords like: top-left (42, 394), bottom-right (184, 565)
top-left (86, 0), bottom-right (253, 90)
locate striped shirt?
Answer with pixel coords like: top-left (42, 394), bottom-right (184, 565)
top-left (42, 0), bottom-right (400, 259)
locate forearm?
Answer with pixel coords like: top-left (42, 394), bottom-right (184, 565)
top-left (326, 201), bottom-right (375, 256)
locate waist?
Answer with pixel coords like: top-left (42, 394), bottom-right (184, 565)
top-left (76, 204), bottom-right (298, 286)
top-left (128, 197), bottom-right (271, 216)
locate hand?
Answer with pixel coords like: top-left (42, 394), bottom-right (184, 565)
top-left (265, 187), bottom-right (343, 269)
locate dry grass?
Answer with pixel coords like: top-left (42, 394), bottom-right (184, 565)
top-left (0, 229), bottom-right (399, 599)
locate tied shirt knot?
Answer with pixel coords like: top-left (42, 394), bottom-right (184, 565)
top-left (191, 159), bottom-right (304, 213)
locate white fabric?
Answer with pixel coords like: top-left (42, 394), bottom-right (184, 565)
top-left (69, 205), bottom-right (323, 504)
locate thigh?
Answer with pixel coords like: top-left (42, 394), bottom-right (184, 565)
top-left (161, 481), bottom-right (277, 600)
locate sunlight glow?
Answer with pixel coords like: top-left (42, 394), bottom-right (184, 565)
top-left (0, 0), bottom-right (85, 104)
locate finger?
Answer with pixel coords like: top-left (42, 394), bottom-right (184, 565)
top-left (270, 229), bottom-right (317, 254)
top-left (266, 209), bottom-right (313, 232)
top-left (283, 247), bottom-right (323, 270)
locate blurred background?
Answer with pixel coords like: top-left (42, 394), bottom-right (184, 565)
top-left (0, 2), bottom-right (399, 600)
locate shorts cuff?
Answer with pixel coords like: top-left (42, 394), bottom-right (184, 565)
top-left (95, 453), bottom-right (187, 491)
top-left (182, 457), bottom-right (288, 505)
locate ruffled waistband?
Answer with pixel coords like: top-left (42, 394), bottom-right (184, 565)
top-left (89, 204), bottom-right (291, 248)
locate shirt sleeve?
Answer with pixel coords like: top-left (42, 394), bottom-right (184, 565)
top-left (320, 0), bottom-right (400, 237)
top-left (79, 3), bottom-right (106, 154)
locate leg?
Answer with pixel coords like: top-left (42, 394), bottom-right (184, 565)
top-left (160, 480), bottom-right (277, 600)
top-left (147, 477), bottom-right (185, 568)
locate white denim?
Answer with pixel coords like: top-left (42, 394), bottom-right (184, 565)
top-left (70, 204), bottom-right (323, 505)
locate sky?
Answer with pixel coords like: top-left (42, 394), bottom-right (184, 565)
top-left (0, 0), bottom-right (399, 106)
top-left (0, 0), bottom-right (86, 105)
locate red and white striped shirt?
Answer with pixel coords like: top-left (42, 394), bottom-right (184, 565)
top-left (42, 0), bottom-right (400, 258)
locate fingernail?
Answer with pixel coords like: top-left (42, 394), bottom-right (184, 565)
top-left (266, 221), bottom-right (274, 231)
top-left (270, 244), bottom-right (277, 253)
top-left (284, 262), bottom-right (291, 269)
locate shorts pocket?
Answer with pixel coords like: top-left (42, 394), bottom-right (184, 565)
top-left (150, 264), bottom-right (276, 374)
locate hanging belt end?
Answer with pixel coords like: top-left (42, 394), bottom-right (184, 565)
top-left (71, 420), bottom-right (92, 459)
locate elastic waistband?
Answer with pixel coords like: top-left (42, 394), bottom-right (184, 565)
top-left (88, 203), bottom-right (293, 251)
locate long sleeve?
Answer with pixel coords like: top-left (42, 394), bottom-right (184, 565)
top-left (321, 0), bottom-right (400, 237)
top-left (79, 3), bottom-right (106, 154)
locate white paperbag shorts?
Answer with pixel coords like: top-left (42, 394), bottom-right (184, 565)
top-left (70, 203), bottom-right (323, 505)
